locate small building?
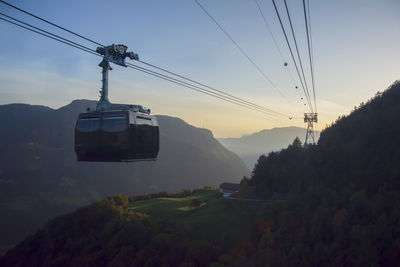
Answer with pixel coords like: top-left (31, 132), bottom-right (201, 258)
top-left (219, 182), bottom-right (240, 197)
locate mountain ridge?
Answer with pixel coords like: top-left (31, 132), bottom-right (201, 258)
top-left (0, 99), bottom-right (249, 251)
top-left (218, 126), bottom-right (320, 168)
top-left (1, 81), bottom-right (400, 265)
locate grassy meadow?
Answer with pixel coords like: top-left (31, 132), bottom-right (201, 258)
top-left (128, 189), bottom-right (271, 244)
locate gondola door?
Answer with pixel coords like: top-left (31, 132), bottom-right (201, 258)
top-left (100, 112), bottom-right (129, 161)
top-left (75, 114), bottom-right (101, 161)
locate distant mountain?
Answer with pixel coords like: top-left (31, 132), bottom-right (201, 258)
top-left (2, 81), bottom-right (400, 266)
top-left (0, 100), bottom-right (249, 252)
top-left (218, 127), bottom-right (320, 168)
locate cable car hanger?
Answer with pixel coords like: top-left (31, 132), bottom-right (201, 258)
top-left (74, 44), bottom-right (160, 162)
top-left (95, 44), bottom-right (150, 113)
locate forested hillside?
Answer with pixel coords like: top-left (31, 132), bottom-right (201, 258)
top-left (0, 100), bottom-right (248, 253)
top-left (245, 81), bottom-right (400, 266)
top-left (1, 81), bottom-right (399, 266)
top-left (250, 81), bottom-right (400, 196)
top-left (0, 189), bottom-right (270, 266)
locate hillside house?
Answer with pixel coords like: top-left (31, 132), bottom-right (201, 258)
top-left (219, 182), bottom-right (240, 197)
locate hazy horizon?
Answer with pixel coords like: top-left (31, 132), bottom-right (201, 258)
top-left (0, 99), bottom-right (313, 138)
top-left (1, 0), bottom-right (399, 137)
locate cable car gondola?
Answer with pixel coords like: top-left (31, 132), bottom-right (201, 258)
top-left (75, 108), bottom-right (159, 162)
top-left (74, 44), bottom-right (159, 162)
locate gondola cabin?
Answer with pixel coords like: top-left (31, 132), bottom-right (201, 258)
top-left (75, 110), bottom-right (159, 162)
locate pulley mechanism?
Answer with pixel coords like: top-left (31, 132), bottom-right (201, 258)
top-left (96, 44), bottom-right (139, 67)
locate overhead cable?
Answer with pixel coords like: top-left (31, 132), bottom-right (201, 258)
top-left (0, 13), bottom-right (291, 119)
top-left (128, 63), bottom-right (288, 117)
top-left (271, 0), bottom-right (313, 113)
top-left (0, 0), bottom-right (104, 47)
top-left (137, 60), bottom-right (286, 117)
top-left (0, 16), bottom-right (98, 57)
top-left (253, 0), bottom-right (299, 101)
top-left (282, 0), bottom-right (313, 111)
top-left (194, 0), bottom-right (293, 104)
top-left (0, 12), bottom-right (97, 55)
top-left (303, 0), bottom-right (317, 112)
top-left (127, 63), bottom-right (283, 117)
top-left (1, 0), bottom-right (295, 118)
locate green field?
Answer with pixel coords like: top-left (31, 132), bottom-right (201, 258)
top-left (128, 189), bottom-right (270, 243)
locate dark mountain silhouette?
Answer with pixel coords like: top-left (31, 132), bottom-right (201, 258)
top-left (0, 100), bottom-right (248, 252)
top-left (242, 81), bottom-right (400, 265)
top-left (218, 127), bottom-right (320, 168)
top-left (249, 81), bottom-right (400, 197)
top-left (1, 81), bottom-right (399, 266)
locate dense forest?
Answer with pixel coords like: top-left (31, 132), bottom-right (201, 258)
top-left (0, 193), bottom-right (223, 266)
top-left (244, 81), bottom-right (400, 266)
top-left (1, 81), bottom-right (399, 266)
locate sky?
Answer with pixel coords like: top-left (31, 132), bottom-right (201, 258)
top-left (0, 0), bottom-right (399, 137)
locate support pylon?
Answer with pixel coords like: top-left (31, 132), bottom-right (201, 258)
top-left (304, 113), bottom-right (318, 145)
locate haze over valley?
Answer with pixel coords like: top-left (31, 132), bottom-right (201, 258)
top-left (1, 81), bottom-right (399, 266)
top-left (0, 0), bottom-right (399, 265)
top-left (218, 127), bottom-right (320, 168)
top-left (0, 100), bottom-right (249, 251)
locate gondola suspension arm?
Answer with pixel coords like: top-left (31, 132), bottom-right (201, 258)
top-left (95, 44), bottom-right (149, 113)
